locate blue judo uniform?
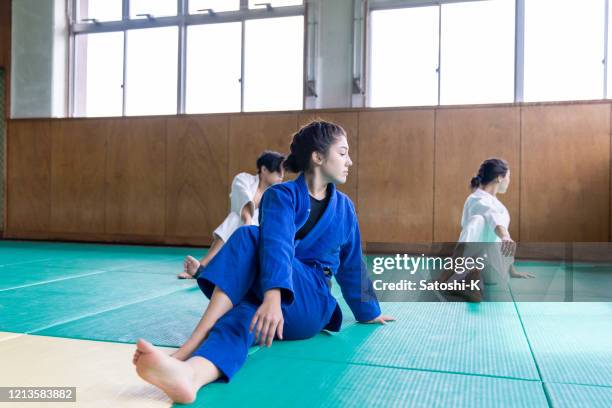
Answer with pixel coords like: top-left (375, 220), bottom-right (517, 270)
top-left (192, 172), bottom-right (381, 381)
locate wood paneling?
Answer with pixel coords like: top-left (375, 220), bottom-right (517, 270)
top-left (50, 119), bottom-right (107, 233)
top-left (166, 115), bottom-right (229, 239)
top-left (7, 120), bottom-right (51, 232)
top-left (5, 102), bottom-right (612, 246)
top-left (0, 0), bottom-right (10, 69)
top-left (298, 112), bottom-right (360, 205)
top-left (358, 109), bottom-right (435, 243)
top-left (228, 113), bottom-right (298, 179)
top-left (521, 104), bottom-right (610, 242)
top-left (434, 107), bottom-right (520, 242)
top-left (105, 118), bottom-right (166, 236)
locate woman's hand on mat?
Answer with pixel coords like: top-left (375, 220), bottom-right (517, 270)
top-left (365, 314), bottom-right (396, 324)
top-left (510, 269), bottom-right (535, 279)
top-left (250, 289), bottom-right (284, 347)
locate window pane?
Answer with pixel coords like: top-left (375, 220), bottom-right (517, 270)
top-left (78, 0), bottom-right (122, 22)
top-left (125, 27), bottom-right (178, 116)
top-left (370, 7), bottom-right (439, 107)
top-left (440, 0), bottom-right (515, 105)
top-left (130, 0), bottom-right (177, 18)
top-left (186, 23), bottom-right (241, 113)
top-left (249, 0), bottom-right (302, 9)
top-left (189, 0), bottom-right (240, 14)
top-left (524, 0), bottom-right (605, 102)
top-left (244, 16), bottom-right (304, 112)
top-left (74, 32), bottom-right (124, 117)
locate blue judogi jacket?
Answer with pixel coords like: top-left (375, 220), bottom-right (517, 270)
top-left (258, 172), bottom-right (381, 331)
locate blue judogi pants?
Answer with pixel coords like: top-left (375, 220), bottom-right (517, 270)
top-left (191, 226), bottom-right (335, 381)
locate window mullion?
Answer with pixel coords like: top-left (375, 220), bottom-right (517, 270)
top-left (240, 20), bottom-right (246, 112)
top-left (514, 0), bottom-right (525, 103)
top-left (178, 0), bottom-right (187, 114)
top-left (437, 2), bottom-right (441, 106)
top-left (604, 0), bottom-right (609, 98)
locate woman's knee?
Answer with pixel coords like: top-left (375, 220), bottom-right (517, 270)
top-left (232, 225), bottom-right (259, 242)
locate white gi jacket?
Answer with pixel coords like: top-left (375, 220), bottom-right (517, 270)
top-left (213, 173), bottom-right (260, 242)
top-left (457, 188), bottom-right (513, 284)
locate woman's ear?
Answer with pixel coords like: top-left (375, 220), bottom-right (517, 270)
top-left (311, 151), bottom-right (323, 166)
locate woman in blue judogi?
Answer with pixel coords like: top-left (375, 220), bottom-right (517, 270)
top-left (132, 121), bottom-right (395, 404)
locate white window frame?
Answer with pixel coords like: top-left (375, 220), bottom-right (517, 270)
top-left (68, 0), bottom-right (307, 117)
top-left (364, 0), bottom-right (611, 105)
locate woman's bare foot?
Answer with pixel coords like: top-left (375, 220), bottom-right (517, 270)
top-left (134, 339), bottom-right (198, 404)
top-left (178, 255), bottom-right (201, 279)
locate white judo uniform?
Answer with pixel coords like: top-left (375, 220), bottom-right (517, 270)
top-left (456, 188), bottom-right (513, 284)
top-left (213, 173), bottom-right (261, 243)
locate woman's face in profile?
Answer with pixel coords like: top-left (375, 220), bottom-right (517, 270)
top-left (320, 134), bottom-right (352, 185)
top-left (498, 169), bottom-right (511, 193)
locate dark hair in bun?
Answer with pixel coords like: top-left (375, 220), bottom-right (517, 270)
top-left (470, 158), bottom-right (509, 189)
top-left (283, 120), bottom-right (346, 173)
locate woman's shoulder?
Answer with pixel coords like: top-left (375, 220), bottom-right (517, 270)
top-left (263, 178), bottom-right (300, 203)
top-left (466, 189), bottom-right (505, 211)
top-left (232, 172), bottom-right (258, 184)
top-left (335, 190), bottom-right (358, 218)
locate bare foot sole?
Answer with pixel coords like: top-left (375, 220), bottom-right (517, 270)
top-left (134, 339), bottom-right (198, 404)
top-left (178, 256), bottom-right (201, 279)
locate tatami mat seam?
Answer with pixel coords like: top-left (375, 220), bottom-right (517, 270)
top-left (509, 286), bottom-right (554, 408)
top-left (0, 270), bottom-right (110, 292)
top-left (24, 286), bottom-right (198, 336)
top-left (0, 255), bottom-right (186, 293)
top-left (261, 353), bottom-right (544, 384)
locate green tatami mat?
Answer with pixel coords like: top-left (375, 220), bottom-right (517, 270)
top-left (516, 302), bottom-right (612, 387)
top-left (0, 240), bottom-right (195, 255)
top-left (30, 253), bottom-right (183, 271)
top-left (0, 265), bottom-right (107, 290)
top-left (39, 282), bottom-right (356, 346)
top-left (267, 302), bottom-right (540, 381)
top-left (545, 383), bottom-right (612, 408)
top-left (37, 285), bottom-right (205, 347)
top-left (185, 355), bottom-right (548, 408)
top-left (511, 264), bottom-right (612, 302)
top-left (0, 271), bottom-right (193, 333)
top-left (0, 240), bottom-right (196, 271)
top-left (114, 258), bottom-right (198, 275)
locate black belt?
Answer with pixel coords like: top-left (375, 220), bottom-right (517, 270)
top-left (323, 267), bottom-right (333, 289)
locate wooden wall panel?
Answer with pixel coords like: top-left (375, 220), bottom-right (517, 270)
top-left (105, 118), bottom-right (166, 236)
top-left (50, 119), bottom-right (106, 233)
top-left (7, 120), bottom-right (51, 232)
top-left (0, 0), bottom-right (10, 68)
top-left (166, 115), bottom-right (229, 240)
top-left (521, 104), bottom-right (610, 242)
top-left (228, 113), bottom-right (298, 179)
top-left (434, 107), bottom-right (520, 242)
top-left (298, 112), bottom-right (359, 205)
top-left (358, 109), bottom-right (435, 243)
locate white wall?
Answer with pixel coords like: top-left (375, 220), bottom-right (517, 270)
top-left (11, 0), bottom-right (67, 118)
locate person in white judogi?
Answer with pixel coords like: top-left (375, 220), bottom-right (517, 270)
top-left (454, 158), bottom-right (534, 286)
top-left (178, 151), bottom-right (285, 279)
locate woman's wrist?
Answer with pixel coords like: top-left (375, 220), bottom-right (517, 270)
top-left (495, 225), bottom-right (511, 240)
top-left (263, 288), bottom-right (281, 302)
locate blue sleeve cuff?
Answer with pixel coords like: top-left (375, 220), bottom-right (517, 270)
top-left (260, 280), bottom-right (295, 306)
